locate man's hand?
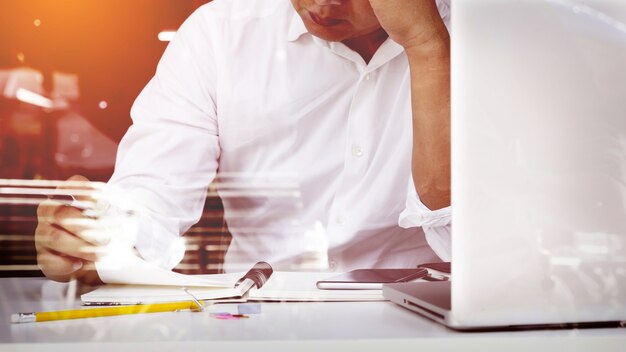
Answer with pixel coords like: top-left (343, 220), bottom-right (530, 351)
top-left (35, 175), bottom-right (105, 285)
top-left (368, 0), bottom-right (449, 51)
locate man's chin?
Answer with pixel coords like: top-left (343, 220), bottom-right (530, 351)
top-left (311, 33), bottom-right (346, 42)
top-left (303, 24), bottom-right (349, 42)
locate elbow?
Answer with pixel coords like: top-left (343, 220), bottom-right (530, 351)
top-left (415, 186), bottom-right (451, 211)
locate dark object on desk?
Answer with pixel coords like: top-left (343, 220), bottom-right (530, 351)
top-left (316, 268), bottom-right (428, 290)
top-left (418, 262), bottom-right (450, 274)
top-left (236, 261), bottom-right (273, 288)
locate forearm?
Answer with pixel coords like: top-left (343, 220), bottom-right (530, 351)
top-left (406, 35), bottom-right (451, 210)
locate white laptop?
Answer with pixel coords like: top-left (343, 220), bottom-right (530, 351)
top-left (384, 0), bottom-right (626, 330)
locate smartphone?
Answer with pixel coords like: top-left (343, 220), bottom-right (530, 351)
top-left (316, 268), bottom-right (428, 290)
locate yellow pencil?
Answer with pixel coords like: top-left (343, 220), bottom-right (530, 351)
top-left (11, 301), bottom-right (203, 323)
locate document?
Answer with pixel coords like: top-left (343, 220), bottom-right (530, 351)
top-left (95, 251), bottom-right (237, 287)
top-left (83, 254), bottom-right (385, 304)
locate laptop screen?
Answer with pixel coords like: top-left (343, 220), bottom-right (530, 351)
top-left (451, 0), bottom-right (626, 326)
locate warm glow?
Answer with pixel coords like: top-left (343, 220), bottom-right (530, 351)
top-left (15, 88), bottom-right (53, 109)
top-left (158, 30), bottom-right (177, 42)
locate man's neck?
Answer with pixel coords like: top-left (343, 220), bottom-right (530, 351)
top-left (342, 28), bottom-right (389, 64)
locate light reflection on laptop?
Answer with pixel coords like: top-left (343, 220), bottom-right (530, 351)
top-left (384, 0), bottom-right (626, 330)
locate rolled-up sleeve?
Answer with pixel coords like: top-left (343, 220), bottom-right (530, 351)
top-left (399, 178), bottom-right (451, 261)
top-left (105, 7), bottom-right (220, 270)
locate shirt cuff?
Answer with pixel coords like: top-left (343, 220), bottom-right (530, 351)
top-left (100, 184), bottom-right (186, 271)
top-left (398, 179), bottom-right (451, 229)
top-left (423, 225), bottom-right (451, 262)
top-left (133, 215), bottom-right (186, 270)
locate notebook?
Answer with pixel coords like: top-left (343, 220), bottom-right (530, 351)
top-left (82, 271), bottom-right (385, 304)
top-left (81, 253), bottom-right (384, 304)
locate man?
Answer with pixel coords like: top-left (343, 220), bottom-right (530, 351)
top-left (35, 0), bottom-right (451, 283)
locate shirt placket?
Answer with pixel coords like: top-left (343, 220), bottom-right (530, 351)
top-left (322, 40), bottom-right (404, 268)
top-left (330, 69), bottom-right (376, 224)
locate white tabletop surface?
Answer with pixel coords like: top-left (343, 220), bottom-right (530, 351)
top-left (0, 278), bottom-right (625, 352)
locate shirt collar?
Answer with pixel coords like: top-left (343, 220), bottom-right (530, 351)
top-left (284, 7), bottom-right (405, 71)
top-left (286, 9), bottom-right (308, 42)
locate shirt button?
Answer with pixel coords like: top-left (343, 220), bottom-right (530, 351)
top-left (365, 74), bottom-right (371, 81)
top-left (329, 259), bottom-right (337, 271)
top-left (352, 145), bottom-right (363, 157)
top-left (335, 216), bottom-right (345, 226)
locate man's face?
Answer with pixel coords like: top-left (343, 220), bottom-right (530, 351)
top-left (290, 0), bottom-right (382, 42)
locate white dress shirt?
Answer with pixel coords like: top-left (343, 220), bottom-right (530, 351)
top-left (106, 0), bottom-right (452, 272)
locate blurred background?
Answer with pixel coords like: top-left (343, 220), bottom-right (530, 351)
top-left (0, 0), bottom-right (231, 277)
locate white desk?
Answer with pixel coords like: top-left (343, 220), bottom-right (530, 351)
top-left (0, 278), bottom-right (624, 352)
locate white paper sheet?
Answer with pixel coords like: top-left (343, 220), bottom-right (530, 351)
top-left (250, 272), bottom-right (385, 301)
top-left (95, 251), bottom-right (237, 287)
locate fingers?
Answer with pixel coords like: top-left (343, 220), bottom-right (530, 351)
top-left (51, 176), bottom-right (111, 245)
top-left (37, 249), bottom-right (103, 285)
top-left (37, 175), bottom-right (99, 224)
top-left (63, 174), bottom-right (90, 184)
top-left (57, 175), bottom-right (97, 203)
top-left (37, 248), bottom-right (84, 282)
top-left (53, 205), bottom-right (110, 246)
top-left (36, 222), bottom-right (103, 283)
top-left (38, 197), bottom-right (110, 246)
top-left (75, 261), bottom-right (104, 286)
top-left (37, 199), bottom-right (61, 220)
top-left (36, 224), bottom-right (102, 262)
top-left (35, 175), bottom-right (107, 284)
